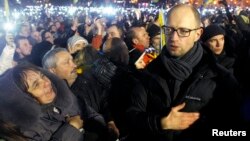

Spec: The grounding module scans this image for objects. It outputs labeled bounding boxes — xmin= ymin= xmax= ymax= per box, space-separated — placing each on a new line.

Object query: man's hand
xmin=161 ymin=103 xmax=200 ymax=130
xmin=94 ymin=18 xmax=104 ymax=35
xmin=135 ymin=52 xmax=147 ymax=69
xmin=107 ymin=121 xmax=120 ymax=138
xmin=134 ymin=9 xmax=141 ymax=20
xmin=67 ymin=115 xmax=84 ymax=129
xmin=71 ymin=17 xmax=79 ymax=31
xmin=5 ymin=32 xmax=15 ymax=48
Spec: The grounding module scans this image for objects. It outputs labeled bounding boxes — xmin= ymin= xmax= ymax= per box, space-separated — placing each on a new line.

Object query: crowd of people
xmin=0 ymin=1 xmax=250 ymax=141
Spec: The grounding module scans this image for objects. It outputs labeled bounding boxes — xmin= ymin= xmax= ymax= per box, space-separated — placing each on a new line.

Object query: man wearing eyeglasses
xmin=126 ymin=4 xmax=242 ymax=141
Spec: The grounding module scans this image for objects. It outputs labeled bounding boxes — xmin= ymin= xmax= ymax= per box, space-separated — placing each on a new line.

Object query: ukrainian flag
xmin=204 ymin=0 xmax=214 ymax=6
xmin=4 ymin=0 xmax=10 ymax=20
xmin=73 ymin=0 xmax=78 ymax=4
xmin=158 ymin=9 xmax=166 ymax=50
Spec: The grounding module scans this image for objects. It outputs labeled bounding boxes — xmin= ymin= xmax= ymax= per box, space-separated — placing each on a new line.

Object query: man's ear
xmin=195 ymin=28 xmax=203 ymax=42
xmin=16 ymin=48 xmax=21 ymax=53
xmin=132 ymin=38 xmax=139 ymax=45
xmin=48 ymin=68 xmax=56 ymax=73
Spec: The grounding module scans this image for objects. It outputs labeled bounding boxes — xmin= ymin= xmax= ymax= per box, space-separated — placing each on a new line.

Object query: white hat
xmin=67 ymin=35 xmax=88 ymax=49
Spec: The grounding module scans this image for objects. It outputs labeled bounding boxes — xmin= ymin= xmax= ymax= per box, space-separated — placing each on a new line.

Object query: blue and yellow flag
xmin=158 ymin=9 xmax=166 ymax=50
xmin=204 ymin=0 xmax=214 ymax=6
xmin=4 ymin=0 xmax=10 ymax=20
xmin=152 ymin=0 xmax=160 ymax=2
xmin=73 ymin=0 xmax=78 ymax=4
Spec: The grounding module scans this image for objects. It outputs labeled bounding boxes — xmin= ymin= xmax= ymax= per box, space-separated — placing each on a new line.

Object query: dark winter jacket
xmin=107 ymin=65 xmax=140 ymax=138
xmin=126 ymin=42 xmax=241 ymax=141
xmin=214 ymin=51 xmax=235 ymax=73
xmin=71 ymin=57 xmax=119 ymax=141
xmin=71 ymin=57 xmax=116 ymax=122
xmin=0 ymin=67 xmax=84 ymax=141
xmin=202 ymin=43 xmax=236 ymax=74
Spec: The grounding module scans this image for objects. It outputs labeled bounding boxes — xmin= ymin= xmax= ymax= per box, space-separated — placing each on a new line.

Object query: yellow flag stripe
xmin=4 ymin=0 xmax=10 ymax=19
xmin=158 ymin=9 xmax=166 ymax=49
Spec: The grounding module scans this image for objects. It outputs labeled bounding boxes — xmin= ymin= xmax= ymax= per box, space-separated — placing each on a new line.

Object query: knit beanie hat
xmin=67 ymin=35 xmax=88 ymax=49
xmin=201 ymin=24 xmax=225 ymax=42
xmin=147 ymin=24 xmax=161 ymax=39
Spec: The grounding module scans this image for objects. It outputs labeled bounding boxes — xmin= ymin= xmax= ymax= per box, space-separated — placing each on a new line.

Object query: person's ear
xmin=132 ymin=38 xmax=139 ymax=45
xmin=16 ymin=48 xmax=21 ymax=53
xmin=48 ymin=68 xmax=56 ymax=73
xmin=194 ymin=28 xmax=203 ymax=42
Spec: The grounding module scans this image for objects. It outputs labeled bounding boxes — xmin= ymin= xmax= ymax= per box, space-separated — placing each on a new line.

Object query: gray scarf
xmin=160 ymin=42 xmax=203 ymax=100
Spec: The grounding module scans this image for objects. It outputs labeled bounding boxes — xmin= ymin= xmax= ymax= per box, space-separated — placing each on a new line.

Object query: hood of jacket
xmin=0 ymin=67 xmax=79 ymax=130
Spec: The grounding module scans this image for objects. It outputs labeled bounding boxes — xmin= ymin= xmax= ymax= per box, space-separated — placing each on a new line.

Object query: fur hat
xmin=67 ymin=35 xmax=88 ymax=49
xmin=147 ymin=24 xmax=161 ymax=39
xmin=201 ymin=24 xmax=225 ymax=42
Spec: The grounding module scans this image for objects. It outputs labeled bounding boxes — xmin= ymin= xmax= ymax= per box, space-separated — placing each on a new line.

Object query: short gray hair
xmin=42 ymin=48 xmax=68 ymax=69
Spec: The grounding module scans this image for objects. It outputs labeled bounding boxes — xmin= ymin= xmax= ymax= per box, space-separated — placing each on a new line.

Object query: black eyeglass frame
xmin=162 ymin=26 xmax=201 ymax=37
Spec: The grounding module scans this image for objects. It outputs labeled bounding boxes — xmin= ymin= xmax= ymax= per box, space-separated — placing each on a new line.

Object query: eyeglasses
xmin=162 ymin=26 xmax=201 ymax=37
